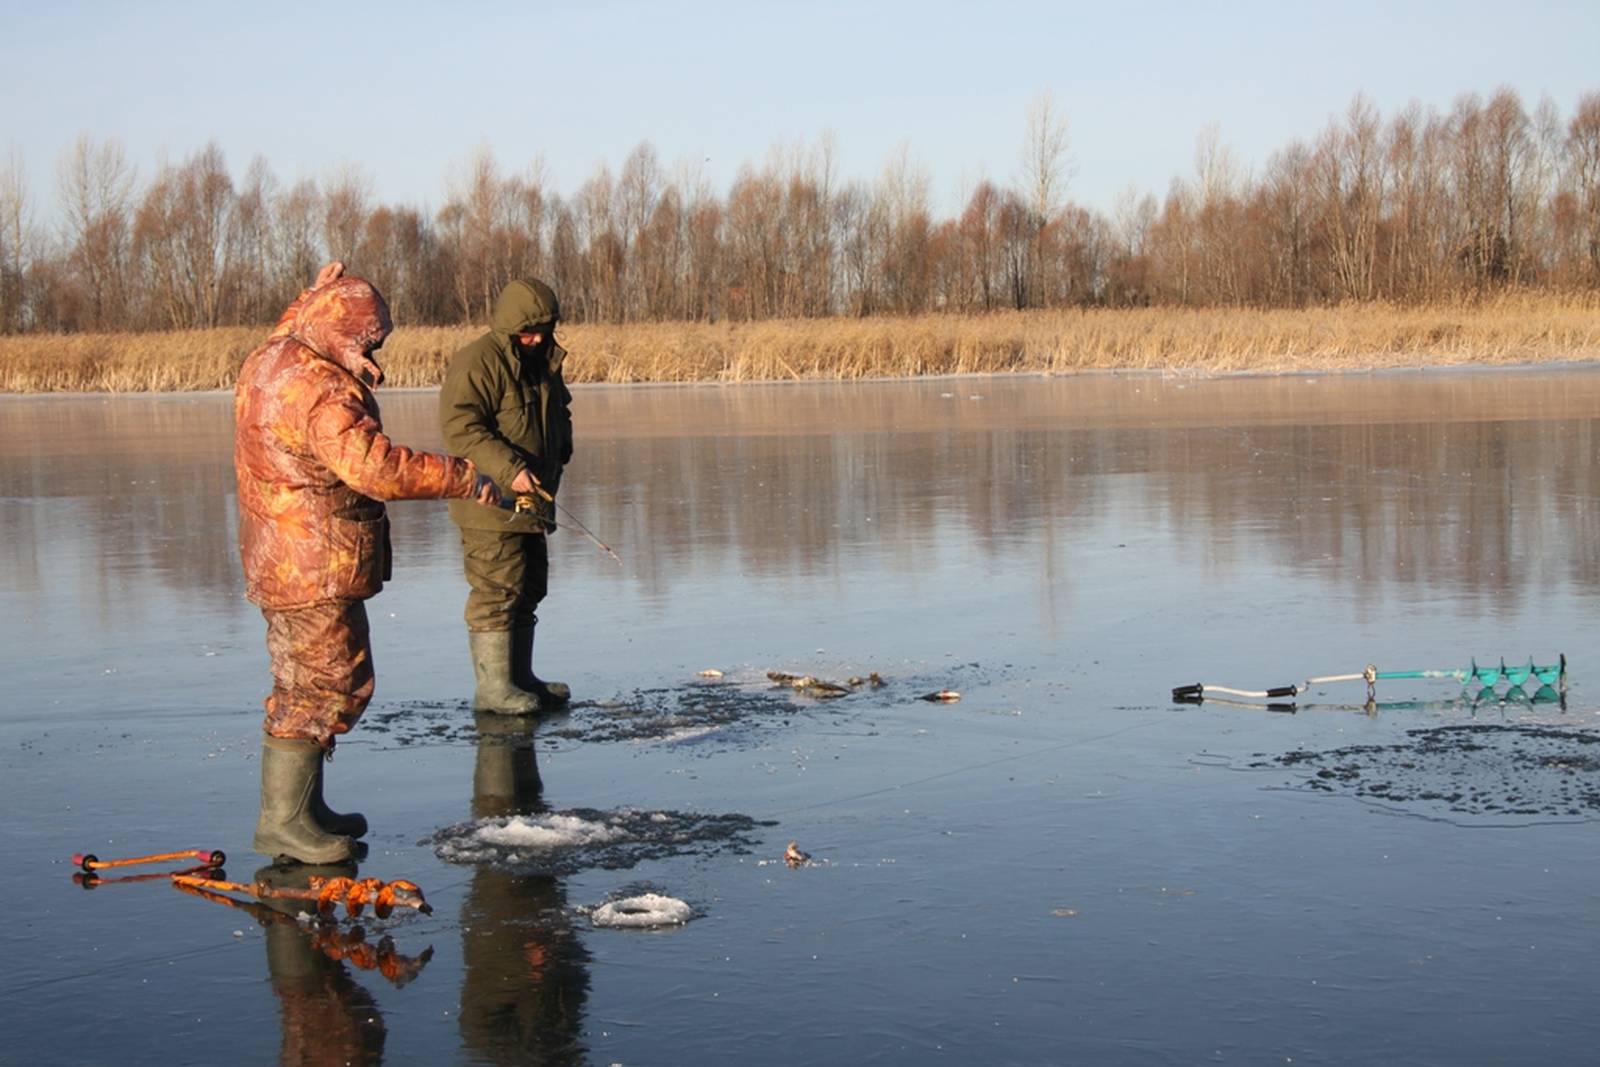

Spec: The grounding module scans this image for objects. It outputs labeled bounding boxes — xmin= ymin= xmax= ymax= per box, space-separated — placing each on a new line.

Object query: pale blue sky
xmin=3 ymin=0 xmax=1597 ymax=219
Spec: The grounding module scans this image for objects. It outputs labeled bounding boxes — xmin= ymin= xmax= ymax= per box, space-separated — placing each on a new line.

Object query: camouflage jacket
xmin=235 ymin=277 xmax=478 ymax=608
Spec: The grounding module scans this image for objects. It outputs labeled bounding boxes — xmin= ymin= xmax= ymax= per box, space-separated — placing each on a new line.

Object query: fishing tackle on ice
xmin=1173 ymin=654 xmax=1567 ymax=705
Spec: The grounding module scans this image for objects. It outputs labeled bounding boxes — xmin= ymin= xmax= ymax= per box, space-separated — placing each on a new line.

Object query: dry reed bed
xmin=2 ymin=295 xmax=1598 ymax=393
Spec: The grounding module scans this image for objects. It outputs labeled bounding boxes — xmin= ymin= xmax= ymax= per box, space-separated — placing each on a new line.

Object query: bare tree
xmin=1319 ymin=94 xmax=1385 ymax=301
xmin=616 ymin=142 xmax=662 ymax=320
xmin=0 ymin=148 xmax=33 ymax=331
xmin=322 ymin=164 xmax=371 ymax=266
xmin=1569 ymin=92 xmax=1600 ymax=283
xmin=1191 ymin=123 xmax=1246 ymax=303
xmin=878 ymin=144 xmax=933 ymax=312
xmin=57 ymin=134 xmax=135 ymax=329
xmin=273 ymin=179 xmax=324 ymax=304
xmin=134 ymin=143 xmax=237 ymax=328
xmin=1106 ymin=185 xmax=1157 ymax=304
xmin=1019 ymin=90 xmax=1071 ymax=224
xmin=1258 ymin=143 xmax=1314 ymax=305
xmin=1015 ymin=90 xmax=1072 ymax=306
xmin=231 ymin=156 xmax=277 ymax=324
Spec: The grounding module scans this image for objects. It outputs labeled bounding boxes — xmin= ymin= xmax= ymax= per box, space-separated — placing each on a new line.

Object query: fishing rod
xmin=501 ymin=485 xmax=623 ymax=567
xmin=1173 ymin=654 xmax=1566 ymax=705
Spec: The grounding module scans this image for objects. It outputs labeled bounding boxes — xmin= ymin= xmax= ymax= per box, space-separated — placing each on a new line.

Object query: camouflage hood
xmin=291 ymin=276 xmax=393 ymax=386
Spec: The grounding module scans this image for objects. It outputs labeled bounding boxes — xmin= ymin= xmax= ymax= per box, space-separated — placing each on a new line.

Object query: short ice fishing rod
xmin=1173 ymin=654 xmax=1566 ymax=704
xmin=500 ymin=484 xmax=622 ymax=566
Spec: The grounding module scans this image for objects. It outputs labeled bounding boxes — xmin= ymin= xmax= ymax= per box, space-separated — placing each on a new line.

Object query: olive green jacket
xmin=440 ymin=282 xmax=573 ymax=533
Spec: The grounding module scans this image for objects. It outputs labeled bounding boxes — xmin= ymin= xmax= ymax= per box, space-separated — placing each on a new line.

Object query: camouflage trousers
xmin=261 ymin=600 xmax=374 ymax=747
xmin=459 ymin=529 xmax=549 ymax=632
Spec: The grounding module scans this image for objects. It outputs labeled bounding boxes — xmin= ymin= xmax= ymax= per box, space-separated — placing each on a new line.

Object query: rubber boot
xmin=310 ymin=757 xmax=368 ymax=839
xmin=513 ymin=622 xmax=571 ymax=707
xmin=254 ymin=735 xmax=357 ymax=864
xmin=469 ymin=630 xmax=541 ymax=715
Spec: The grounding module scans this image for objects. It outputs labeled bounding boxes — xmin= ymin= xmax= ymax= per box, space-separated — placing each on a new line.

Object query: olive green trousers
xmin=459 ymin=528 xmax=549 ymax=632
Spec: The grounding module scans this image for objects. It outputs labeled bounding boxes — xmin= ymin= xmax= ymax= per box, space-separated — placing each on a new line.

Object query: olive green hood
xmin=490 ymin=279 xmax=560 ymax=336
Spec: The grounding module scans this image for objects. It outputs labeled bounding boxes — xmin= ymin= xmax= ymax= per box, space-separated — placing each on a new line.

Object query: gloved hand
xmin=473 ymin=474 xmax=501 ymax=507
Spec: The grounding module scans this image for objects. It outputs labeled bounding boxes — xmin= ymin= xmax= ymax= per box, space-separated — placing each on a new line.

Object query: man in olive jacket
xmin=440 ymin=279 xmax=574 ymax=713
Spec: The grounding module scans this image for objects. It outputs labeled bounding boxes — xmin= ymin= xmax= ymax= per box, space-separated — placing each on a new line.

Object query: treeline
xmin=1 ymin=87 xmax=1598 ymax=335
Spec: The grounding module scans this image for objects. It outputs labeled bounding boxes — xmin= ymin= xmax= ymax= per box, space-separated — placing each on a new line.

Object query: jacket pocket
xmin=327 ymin=514 xmax=387 ymax=601
xmin=495 ymin=395 xmax=530 ymax=442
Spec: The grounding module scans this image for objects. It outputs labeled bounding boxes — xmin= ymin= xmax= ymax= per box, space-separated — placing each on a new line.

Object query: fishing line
xmin=506 ymin=489 xmax=623 ymax=566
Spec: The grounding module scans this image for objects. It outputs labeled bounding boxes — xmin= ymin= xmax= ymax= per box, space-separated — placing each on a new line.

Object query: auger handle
xmin=73 ymin=848 xmax=225 ymax=872
xmin=1172 ymin=682 xmax=1300 ymax=701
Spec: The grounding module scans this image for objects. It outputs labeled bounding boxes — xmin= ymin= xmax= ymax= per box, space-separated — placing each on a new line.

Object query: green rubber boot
xmin=310 ymin=756 xmax=368 ymax=839
xmin=253 ymin=735 xmax=357 ymax=864
xmin=513 ymin=621 xmax=571 ymax=707
xmin=469 ymin=630 xmax=541 ymax=715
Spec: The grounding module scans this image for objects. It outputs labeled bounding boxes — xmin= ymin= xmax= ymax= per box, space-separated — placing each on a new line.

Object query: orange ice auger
xmin=169 ymin=873 xmax=433 ymax=919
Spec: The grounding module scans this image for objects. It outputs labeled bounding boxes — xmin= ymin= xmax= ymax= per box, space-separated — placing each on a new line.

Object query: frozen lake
xmin=2 ymin=371 xmax=1599 ymax=1065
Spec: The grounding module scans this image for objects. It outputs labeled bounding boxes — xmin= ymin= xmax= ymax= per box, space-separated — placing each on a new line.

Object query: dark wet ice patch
xmin=548 ymin=662 xmax=1006 ymax=748
xmin=363 ymin=700 xmax=479 ymax=745
xmin=1254 ymin=724 xmax=1600 ymax=819
xmin=365 ymin=663 xmax=1002 ymax=752
xmin=363 ymin=680 xmax=863 ymax=752
xmin=546 ymin=680 xmax=838 ymax=747
xmin=427 ymin=807 xmax=772 ymax=874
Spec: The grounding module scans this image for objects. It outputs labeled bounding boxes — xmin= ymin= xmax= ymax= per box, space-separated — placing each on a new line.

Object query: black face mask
xmin=514 ymin=332 xmax=553 ymax=357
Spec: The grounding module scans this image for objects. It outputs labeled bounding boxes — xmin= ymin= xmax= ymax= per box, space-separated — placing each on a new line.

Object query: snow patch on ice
xmin=476 ymin=814 xmax=623 ymax=849
xmin=434 ymin=813 xmax=622 ymax=863
xmin=429 ymin=807 xmax=771 ymax=873
xmin=590 ymin=893 xmax=694 ymax=929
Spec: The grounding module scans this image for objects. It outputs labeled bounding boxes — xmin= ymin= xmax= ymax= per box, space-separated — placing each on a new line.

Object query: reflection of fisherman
xmin=440 ymin=280 xmax=574 ymax=715
xmin=235 ymin=263 xmax=501 ymax=864
xmin=250 ymin=862 xmax=424 ymax=1067
xmin=458 ymin=715 xmax=591 ymax=1063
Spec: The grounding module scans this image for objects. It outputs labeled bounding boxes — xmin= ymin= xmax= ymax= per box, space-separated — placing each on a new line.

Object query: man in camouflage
xmin=235 ymin=263 xmax=500 ymax=863
xmin=439 ymin=279 xmax=574 ymax=714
